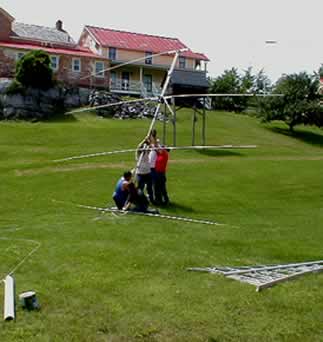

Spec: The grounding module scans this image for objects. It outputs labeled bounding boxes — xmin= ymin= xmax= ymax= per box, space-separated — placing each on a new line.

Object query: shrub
xmin=15 ymin=50 xmax=53 ymax=90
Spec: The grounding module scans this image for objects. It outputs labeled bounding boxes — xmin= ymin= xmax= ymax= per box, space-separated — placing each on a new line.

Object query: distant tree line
xmin=209 ymin=67 xmax=323 ymax=132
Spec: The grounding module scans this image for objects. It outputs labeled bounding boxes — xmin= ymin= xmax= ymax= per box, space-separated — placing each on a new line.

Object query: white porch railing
xmin=110 ymin=79 xmax=162 ymax=97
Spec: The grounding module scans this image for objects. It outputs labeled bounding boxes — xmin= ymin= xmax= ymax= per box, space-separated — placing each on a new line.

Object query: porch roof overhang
xmin=170 ymin=69 xmax=209 ymax=88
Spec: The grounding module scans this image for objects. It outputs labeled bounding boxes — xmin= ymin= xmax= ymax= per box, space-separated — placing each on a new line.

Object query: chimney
xmin=56 ymin=20 xmax=63 ymax=31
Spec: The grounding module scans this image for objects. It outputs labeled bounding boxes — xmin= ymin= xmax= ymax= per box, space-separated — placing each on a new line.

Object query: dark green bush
xmin=15 ymin=50 xmax=53 ymax=90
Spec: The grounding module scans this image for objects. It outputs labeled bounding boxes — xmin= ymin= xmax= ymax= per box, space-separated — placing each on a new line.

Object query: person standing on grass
xmin=112 ymin=171 xmax=132 ymax=210
xmin=136 ymin=140 xmax=154 ymax=203
xmin=148 ymin=139 xmax=159 ymax=204
xmin=155 ymin=145 xmax=169 ymax=205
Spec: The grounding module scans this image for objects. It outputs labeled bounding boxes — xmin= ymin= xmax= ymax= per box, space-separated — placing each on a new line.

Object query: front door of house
xmin=122 ymin=72 xmax=130 ymax=90
xmin=144 ymin=74 xmax=152 ymax=93
xmin=110 ymin=71 xmax=117 ymax=89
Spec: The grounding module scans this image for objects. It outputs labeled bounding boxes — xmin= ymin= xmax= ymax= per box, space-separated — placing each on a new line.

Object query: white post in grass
xmin=4 ymin=275 xmax=15 ymax=321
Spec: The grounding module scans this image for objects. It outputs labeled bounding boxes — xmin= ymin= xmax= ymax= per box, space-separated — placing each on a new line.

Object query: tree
xmin=258 ymin=72 xmax=322 ymax=131
xmin=15 ymin=50 xmax=53 ymax=90
xmin=253 ymin=69 xmax=271 ymax=94
xmin=210 ymin=68 xmax=247 ymax=112
xmin=209 ymin=67 xmax=271 ymax=113
xmin=241 ymin=67 xmax=255 ymax=93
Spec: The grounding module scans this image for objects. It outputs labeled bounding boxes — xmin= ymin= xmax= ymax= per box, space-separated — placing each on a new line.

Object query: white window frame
xmin=179 ymin=56 xmax=186 ymax=69
xmin=16 ymin=51 xmax=25 ymax=61
xmin=50 ymin=55 xmax=60 ymax=71
xmin=108 ymin=47 xmax=117 ymax=60
xmin=72 ymin=58 xmax=81 ymax=72
xmin=145 ymin=51 xmax=153 ymax=65
xmin=95 ymin=61 xmax=105 ymax=78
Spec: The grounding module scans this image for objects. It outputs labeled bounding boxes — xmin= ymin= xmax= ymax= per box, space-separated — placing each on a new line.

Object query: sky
xmin=2 ymin=0 xmax=322 ymax=82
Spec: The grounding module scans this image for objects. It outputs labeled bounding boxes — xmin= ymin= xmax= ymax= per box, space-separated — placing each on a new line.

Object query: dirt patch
xmin=14 ymin=155 xmax=323 ymax=177
xmin=15 ymin=162 xmax=129 ymax=176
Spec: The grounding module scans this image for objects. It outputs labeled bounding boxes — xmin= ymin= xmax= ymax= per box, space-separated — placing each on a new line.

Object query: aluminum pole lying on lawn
xmin=4 ymin=275 xmax=15 ymax=321
xmin=77 ymin=203 xmax=223 ymax=226
xmin=51 ymin=199 xmax=223 ymax=226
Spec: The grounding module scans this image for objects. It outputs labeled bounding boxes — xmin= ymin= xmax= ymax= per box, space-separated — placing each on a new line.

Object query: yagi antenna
xmin=66 ymin=93 xmax=284 ymax=115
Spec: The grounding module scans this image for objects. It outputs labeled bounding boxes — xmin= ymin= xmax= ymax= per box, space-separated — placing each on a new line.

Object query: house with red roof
xmin=79 ymin=25 xmax=209 ymax=96
xmin=0 ymin=7 xmax=109 ymax=88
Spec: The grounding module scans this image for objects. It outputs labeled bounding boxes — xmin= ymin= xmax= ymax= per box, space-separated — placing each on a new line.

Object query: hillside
xmin=1 ymin=110 xmax=323 ymax=341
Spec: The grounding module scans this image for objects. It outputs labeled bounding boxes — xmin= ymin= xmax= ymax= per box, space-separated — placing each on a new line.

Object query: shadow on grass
xmin=195 ymin=149 xmax=242 ymax=157
xmin=45 ymin=112 xmax=78 ymax=123
xmin=268 ymin=127 xmax=323 ymax=148
xmin=162 ymin=201 xmax=195 ymax=214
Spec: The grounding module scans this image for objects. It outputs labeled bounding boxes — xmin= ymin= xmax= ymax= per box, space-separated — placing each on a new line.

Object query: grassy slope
xmin=0 ymin=110 xmax=323 ymax=341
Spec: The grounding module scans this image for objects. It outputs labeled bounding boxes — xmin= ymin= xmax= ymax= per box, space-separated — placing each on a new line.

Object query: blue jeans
xmin=155 ymin=172 xmax=169 ymax=204
xmin=137 ymin=173 xmax=153 ymax=202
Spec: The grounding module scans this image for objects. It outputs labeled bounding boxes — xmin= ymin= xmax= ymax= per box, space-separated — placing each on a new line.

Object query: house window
xmin=109 ymin=47 xmax=117 ymax=60
xmin=50 ymin=56 xmax=59 ymax=71
xmin=72 ymin=58 xmax=81 ymax=72
xmin=145 ymin=51 xmax=153 ymax=65
xmin=95 ymin=61 xmax=105 ymax=78
xmin=16 ymin=52 xmax=25 ymax=61
xmin=179 ymin=56 xmax=186 ymax=69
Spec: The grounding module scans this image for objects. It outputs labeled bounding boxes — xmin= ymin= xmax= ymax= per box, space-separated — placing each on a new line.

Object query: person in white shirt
xmin=137 ymin=141 xmax=154 ymax=203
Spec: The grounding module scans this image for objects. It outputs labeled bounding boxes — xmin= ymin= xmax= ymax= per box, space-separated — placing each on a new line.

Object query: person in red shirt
xmin=155 ymin=146 xmax=169 ymax=205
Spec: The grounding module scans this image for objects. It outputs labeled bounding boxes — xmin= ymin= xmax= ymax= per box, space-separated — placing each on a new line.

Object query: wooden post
xmin=192 ymin=107 xmax=197 ymax=146
xmin=163 ymin=102 xmax=167 ymax=145
xmin=202 ymin=98 xmax=206 ymax=146
xmin=172 ymin=98 xmax=176 ymax=147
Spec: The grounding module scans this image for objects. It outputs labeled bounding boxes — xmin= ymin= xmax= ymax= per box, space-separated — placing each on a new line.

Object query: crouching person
xmin=112 ymin=171 xmax=132 ymax=210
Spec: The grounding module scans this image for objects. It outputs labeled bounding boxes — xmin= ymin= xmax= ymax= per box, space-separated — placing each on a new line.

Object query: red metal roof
xmin=0 ymin=41 xmax=102 ymax=59
xmin=86 ymin=26 xmax=209 ymax=61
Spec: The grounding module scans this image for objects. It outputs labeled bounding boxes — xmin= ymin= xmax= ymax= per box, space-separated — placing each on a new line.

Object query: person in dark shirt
xmin=123 ymin=182 xmax=159 ymax=214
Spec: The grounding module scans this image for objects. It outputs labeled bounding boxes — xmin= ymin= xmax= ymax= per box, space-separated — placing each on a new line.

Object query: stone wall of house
xmin=0 ymin=79 xmax=91 ymax=120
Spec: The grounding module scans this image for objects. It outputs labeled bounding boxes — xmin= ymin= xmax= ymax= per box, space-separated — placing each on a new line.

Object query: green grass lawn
xmin=1 ymin=109 xmax=323 ymax=341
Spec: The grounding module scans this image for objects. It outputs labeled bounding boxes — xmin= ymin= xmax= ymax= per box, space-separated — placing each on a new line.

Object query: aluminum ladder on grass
xmin=188 ymin=260 xmax=323 ymax=291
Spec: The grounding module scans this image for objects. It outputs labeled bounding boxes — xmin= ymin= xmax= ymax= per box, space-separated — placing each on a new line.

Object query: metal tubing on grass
xmin=3 ymin=275 xmax=15 ymax=321
xmin=52 ymin=199 xmax=223 ymax=226
xmin=78 ymin=203 xmax=223 ymax=226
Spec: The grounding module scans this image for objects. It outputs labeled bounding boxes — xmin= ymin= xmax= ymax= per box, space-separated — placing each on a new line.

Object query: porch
xmin=109 ymin=65 xmax=164 ymax=97
xmin=110 ymin=78 xmax=162 ymax=97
